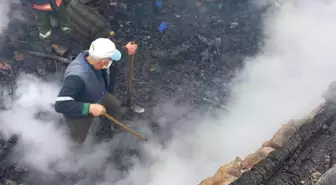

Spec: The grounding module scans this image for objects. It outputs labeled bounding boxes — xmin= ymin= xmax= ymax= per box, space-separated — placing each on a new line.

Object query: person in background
xmin=54 ymin=38 xmax=137 ymax=144
xmin=28 ymin=0 xmax=71 ymax=39
xmin=65 ymin=0 xmax=127 ymax=45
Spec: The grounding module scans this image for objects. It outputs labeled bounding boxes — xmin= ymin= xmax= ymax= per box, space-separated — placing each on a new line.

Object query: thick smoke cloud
xmin=1 ymin=0 xmax=336 ymax=185
xmin=0 ymin=75 xmax=70 ymax=172
xmin=0 ymin=1 xmax=12 ymax=33
xmin=0 ymin=0 xmax=21 ymax=34
xmin=122 ymin=1 xmax=336 ymax=184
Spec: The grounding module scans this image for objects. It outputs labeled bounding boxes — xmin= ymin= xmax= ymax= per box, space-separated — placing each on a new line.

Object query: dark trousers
xmin=34 ymin=3 xmax=69 ymax=34
xmin=65 ymin=92 xmax=121 ymax=144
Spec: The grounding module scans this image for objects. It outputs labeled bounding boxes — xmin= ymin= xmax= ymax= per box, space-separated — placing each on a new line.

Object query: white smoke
xmin=121 ymin=1 xmax=336 ymax=184
xmin=0 ymin=1 xmax=12 ymax=33
xmin=0 ymin=75 xmax=70 ymax=171
xmin=0 ymin=74 xmax=126 ymax=178
xmin=0 ymin=0 xmax=21 ymax=33
xmin=1 ymin=0 xmax=336 ymax=185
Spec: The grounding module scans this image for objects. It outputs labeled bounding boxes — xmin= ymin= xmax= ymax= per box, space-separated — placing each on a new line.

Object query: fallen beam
xmin=198 ymin=102 xmax=336 ymax=185
xmin=28 ymin=51 xmax=71 ymax=64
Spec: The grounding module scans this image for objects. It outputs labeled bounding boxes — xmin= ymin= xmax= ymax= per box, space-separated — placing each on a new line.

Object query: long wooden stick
xmin=127 ymin=54 xmax=135 ymax=107
xmin=103 ymin=113 xmax=147 ymax=141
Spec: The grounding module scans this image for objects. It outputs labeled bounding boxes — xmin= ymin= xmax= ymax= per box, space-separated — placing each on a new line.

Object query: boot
xmin=61 ymin=26 xmax=71 ymax=35
xmin=39 ymin=30 xmax=52 ymax=40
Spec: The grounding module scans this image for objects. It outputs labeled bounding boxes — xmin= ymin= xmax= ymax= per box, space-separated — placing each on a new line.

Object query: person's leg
xmin=34 ymin=9 xmax=52 ymax=39
xmin=100 ymin=92 xmax=122 ymax=121
xmin=65 ymin=116 xmax=93 ymax=144
xmin=95 ymin=92 xmax=122 ymax=141
xmin=53 ymin=3 xmax=71 ymax=34
xmin=108 ymin=64 xmax=119 ymax=95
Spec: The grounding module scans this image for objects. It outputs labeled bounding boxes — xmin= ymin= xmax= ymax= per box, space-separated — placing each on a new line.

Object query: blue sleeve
xmin=54 ymin=76 xmax=90 ymax=117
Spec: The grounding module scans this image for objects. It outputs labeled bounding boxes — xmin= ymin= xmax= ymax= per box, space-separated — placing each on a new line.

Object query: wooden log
xmin=28 ymin=51 xmax=71 ymax=64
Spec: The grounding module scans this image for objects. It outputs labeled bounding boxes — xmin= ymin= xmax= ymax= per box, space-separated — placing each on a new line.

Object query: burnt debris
xmin=0 ymin=0 xmax=265 ymax=184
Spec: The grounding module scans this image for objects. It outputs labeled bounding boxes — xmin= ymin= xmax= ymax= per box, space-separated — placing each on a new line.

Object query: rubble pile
xmin=114 ymin=0 xmax=265 ymax=127
xmin=0 ymin=0 xmax=264 ymax=109
xmin=0 ymin=0 xmax=266 ymax=184
xmin=0 ymin=0 xmax=265 ymax=130
xmin=11 ymin=1 xmax=336 ymax=185
xmin=0 ymin=0 xmax=336 ymax=185
xmin=3 ymin=1 xmax=336 ymax=185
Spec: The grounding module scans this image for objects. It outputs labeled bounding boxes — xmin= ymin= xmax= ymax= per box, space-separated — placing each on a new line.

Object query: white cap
xmin=88 ymin=38 xmax=122 ymax=61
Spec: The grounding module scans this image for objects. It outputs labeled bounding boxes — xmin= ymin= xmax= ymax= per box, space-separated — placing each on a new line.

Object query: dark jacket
xmin=54 ymin=51 xmax=111 ymax=118
xmin=65 ymin=0 xmax=112 ymax=45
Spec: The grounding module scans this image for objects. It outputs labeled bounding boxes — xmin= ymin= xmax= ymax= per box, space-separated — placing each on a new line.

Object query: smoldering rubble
xmin=0 ymin=0 xmax=264 ymax=184
xmin=6 ymin=1 xmax=336 ymax=185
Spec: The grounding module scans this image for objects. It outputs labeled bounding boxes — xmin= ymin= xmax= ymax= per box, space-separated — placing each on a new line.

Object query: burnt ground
xmin=0 ymin=1 xmax=264 ymax=136
xmin=2 ymin=1 xmax=336 ymax=185
xmin=0 ymin=0 xmax=316 ymax=184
